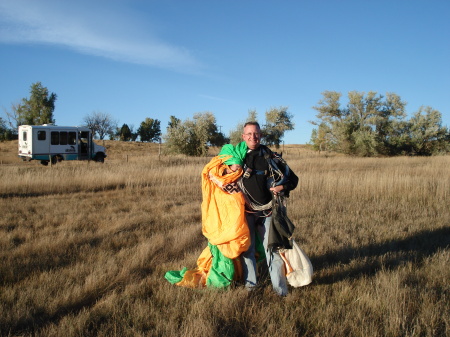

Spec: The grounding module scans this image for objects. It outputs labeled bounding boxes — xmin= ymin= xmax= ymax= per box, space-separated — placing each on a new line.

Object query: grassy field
xmin=0 ymin=140 xmax=449 ymax=337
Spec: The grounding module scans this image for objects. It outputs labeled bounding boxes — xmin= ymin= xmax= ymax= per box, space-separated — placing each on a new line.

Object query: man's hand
xmin=270 ymin=185 xmax=284 ymax=195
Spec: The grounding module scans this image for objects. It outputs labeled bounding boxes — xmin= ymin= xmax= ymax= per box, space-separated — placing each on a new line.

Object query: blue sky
xmin=1 ymin=0 xmax=449 ymax=144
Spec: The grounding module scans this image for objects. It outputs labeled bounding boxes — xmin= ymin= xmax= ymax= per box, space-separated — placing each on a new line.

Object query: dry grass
xmin=0 ymin=140 xmax=449 ymax=336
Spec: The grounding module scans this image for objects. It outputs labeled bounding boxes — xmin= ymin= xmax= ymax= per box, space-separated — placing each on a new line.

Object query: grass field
xmin=0 ymin=140 xmax=449 ymax=336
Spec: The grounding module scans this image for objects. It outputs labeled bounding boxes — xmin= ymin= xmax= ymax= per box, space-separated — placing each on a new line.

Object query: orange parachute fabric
xmin=201 ymin=155 xmax=250 ymax=259
xmin=165 ymin=155 xmax=249 ymax=288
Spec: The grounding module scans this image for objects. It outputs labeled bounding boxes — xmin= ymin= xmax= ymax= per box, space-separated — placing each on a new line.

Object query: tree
xmin=373 ymin=92 xmax=408 ymax=155
xmin=138 ymin=118 xmax=161 ymax=142
xmin=164 ymin=112 xmax=226 ymax=156
xmin=408 ymin=106 xmax=449 ymax=155
xmin=310 ymin=91 xmax=448 ymax=156
xmin=6 ymin=82 xmax=57 ymax=127
xmin=0 ymin=117 xmax=6 ymax=133
xmin=82 ymin=111 xmax=117 ymax=140
xmin=209 ymin=130 xmax=228 ymax=147
xmin=311 ymin=91 xmax=382 ymax=154
xmin=168 ymin=115 xmax=181 ymax=129
xmin=262 ymin=106 xmax=294 ymax=148
xmin=3 ymin=102 xmax=20 ymax=129
xmin=310 ymin=91 xmax=346 ymax=152
xmin=202 ymin=112 xmax=227 ymax=147
xmin=109 ymin=126 xmax=121 ymax=141
xmin=346 ymin=91 xmax=389 ymax=156
xmin=0 ymin=117 xmax=14 ymax=141
xmin=129 ymin=124 xmax=139 ymax=141
xmin=310 ymin=122 xmax=332 ymax=152
xmin=119 ymin=124 xmax=132 ymax=141
xmin=164 ymin=115 xmax=190 ymax=155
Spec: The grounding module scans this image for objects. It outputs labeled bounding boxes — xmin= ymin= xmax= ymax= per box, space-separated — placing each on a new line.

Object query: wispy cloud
xmin=0 ymin=0 xmax=201 ymax=72
xmin=198 ymin=94 xmax=235 ymax=103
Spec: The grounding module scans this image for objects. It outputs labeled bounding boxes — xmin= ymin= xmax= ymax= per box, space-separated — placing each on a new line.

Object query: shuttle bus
xmin=18 ymin=124 xmax=107 ymax=165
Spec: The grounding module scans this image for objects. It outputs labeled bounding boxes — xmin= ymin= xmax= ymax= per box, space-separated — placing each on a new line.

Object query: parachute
xmin=165 ymin=155 xmax=250 ymax=288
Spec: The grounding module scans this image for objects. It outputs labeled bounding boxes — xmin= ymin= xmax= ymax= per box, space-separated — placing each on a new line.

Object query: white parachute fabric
xmin=279 ymin=240 xmax=313 ymax=287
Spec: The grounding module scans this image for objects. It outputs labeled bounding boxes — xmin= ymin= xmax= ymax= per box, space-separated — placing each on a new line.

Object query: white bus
xmin=18 ymin=124 xmax=107 ymax=165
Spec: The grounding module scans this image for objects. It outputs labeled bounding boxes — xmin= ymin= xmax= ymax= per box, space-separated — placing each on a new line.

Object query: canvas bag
xmin=279 ymin=240 xmax=313 ymax=287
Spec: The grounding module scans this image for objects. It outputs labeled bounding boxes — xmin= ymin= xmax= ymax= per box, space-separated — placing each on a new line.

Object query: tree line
xmin=2 ymin=82 xmax=448 ymax=156
xmin=310 ymin=91 xmax=449 ymax=156
xmin=81 ymin=111 xmax=162 ymax=143
xmin=1 ymin=82 xmax=295 ymax=155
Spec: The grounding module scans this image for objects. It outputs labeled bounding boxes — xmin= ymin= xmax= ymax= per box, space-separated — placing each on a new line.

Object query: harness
xmin=239 ymin=146 xmax=293 ymax=213
xmin=243 ymin=167 xmax=268 ymax=179
xmin=242 ymin=146 xmax=291 ymax=187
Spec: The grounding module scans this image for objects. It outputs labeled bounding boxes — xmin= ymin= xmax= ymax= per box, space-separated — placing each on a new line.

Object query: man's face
xmin=242 ymin=124 xmax=261 ymax=150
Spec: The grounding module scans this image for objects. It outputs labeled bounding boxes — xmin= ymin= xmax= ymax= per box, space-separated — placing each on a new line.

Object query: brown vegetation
xmin=0 ymin=140 xmax=449 ymax=336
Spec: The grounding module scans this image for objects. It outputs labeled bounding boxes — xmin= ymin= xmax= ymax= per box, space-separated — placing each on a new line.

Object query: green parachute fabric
xmin=206 ymin=243 xmax=235 ymax=287
xmin=218 ymin=141 xmax=247 ymax=166
xmin=164 ymin=243 xmax=235 ymax=288
xmin=164 ymin=267 xmax=188 ymax=284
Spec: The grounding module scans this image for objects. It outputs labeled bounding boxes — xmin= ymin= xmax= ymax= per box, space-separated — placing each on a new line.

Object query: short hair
xmin=243 ymin=121 xmax=260 ymax=129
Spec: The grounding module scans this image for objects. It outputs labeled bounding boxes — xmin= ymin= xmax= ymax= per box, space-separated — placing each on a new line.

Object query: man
xmin=222 ymin=121 xmax=298 ymax=296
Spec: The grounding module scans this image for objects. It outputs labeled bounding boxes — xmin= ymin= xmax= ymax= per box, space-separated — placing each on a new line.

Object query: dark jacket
xmin=242 ymin=145 xmax=298 ymax=206
xmin=268 ymin=197 xmax=295 ymax=250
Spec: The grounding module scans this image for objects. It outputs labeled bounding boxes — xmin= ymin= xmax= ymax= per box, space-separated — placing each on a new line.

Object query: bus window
xmin=23 ymin=131 xmax=27 ymax=142
xmin=68 ymin=132 xmax=76 ymax=145
xmin=79 ymin=131 xmax=90 ymax=140
xmin=60 ymin=132 xmax=68 ymax=145
xmin=38 ymin=131 xmax=46 ymax=141
xmin=51 ymin=132 xmax=60 ymax=145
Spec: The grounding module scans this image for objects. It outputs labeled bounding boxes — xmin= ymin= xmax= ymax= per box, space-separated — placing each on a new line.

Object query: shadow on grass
xmin=2 ymin=267 xmax=153 ymax=337
xmin=311 ymin=226 xmax=450 ymax=285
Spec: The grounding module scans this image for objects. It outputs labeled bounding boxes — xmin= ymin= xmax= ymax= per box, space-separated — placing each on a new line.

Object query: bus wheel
xmin=94 ymin=153 xmax=105 ymax=163
xmin=51 ymin=155 xmax=63 ymax=164
xmin=40 ymin=160 xmax=49 ymax=166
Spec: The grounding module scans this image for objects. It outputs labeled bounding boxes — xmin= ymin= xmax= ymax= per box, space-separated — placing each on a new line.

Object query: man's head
xmin=242 ymin=121 xmax=261 ymax=150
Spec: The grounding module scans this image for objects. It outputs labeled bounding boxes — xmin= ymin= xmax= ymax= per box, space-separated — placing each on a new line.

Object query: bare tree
xmin=82 ymin=111 xmax=117 ymax=140
xmin=3 ymin=102 xmax=21 ymax=129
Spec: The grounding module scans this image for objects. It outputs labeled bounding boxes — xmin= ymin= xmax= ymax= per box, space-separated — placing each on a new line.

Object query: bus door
xmin=78 ymin=131 xmax=91 ymax=159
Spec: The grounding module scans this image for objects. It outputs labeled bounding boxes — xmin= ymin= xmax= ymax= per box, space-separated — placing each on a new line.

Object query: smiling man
xmin=219 ymin=121 xmax=299 ymax=296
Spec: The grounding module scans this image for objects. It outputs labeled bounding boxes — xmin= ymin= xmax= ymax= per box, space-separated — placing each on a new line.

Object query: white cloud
xmin=0 ymin=0 xmax=201 ymax=72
